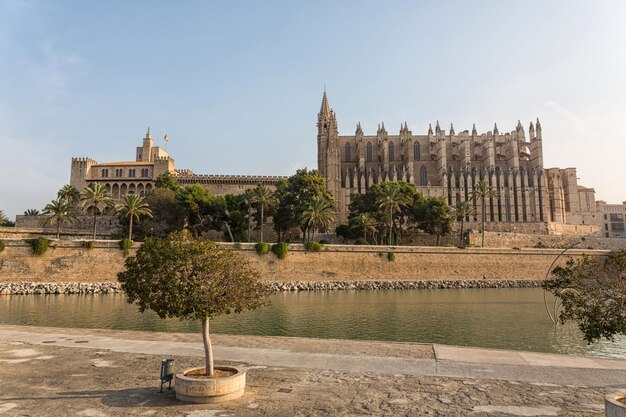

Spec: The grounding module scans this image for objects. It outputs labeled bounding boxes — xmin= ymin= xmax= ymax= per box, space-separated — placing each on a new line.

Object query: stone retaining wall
xmin=0 ymin=280 xmax=544 ymax=295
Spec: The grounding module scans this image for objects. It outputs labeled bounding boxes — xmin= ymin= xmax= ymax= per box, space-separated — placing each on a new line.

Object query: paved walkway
xmin=2 ymin=325 xmax=626 ymax=387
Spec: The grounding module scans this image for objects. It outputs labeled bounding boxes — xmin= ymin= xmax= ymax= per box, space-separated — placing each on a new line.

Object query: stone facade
xmin=316 ymin=91 xmax=601 ymax=233
xmin=597 ymin=201 xmax=626 ymax=238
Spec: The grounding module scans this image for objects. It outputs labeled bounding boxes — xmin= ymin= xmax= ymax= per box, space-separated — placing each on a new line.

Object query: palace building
xmin=55 ymin=91 xmax=603 ymax=236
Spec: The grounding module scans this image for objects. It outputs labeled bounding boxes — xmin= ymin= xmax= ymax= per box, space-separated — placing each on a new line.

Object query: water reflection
xmin=1 ymin=288 xmax=625 ymax=359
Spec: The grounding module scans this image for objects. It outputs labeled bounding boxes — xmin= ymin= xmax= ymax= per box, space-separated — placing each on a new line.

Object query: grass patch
xmin=304 ymin=241 xmax=323 ymax=252
xmin=387 ymin=252 xmax=396 ymax=262
xmin=82 ymin=240 xmax=95 ymax=250
xmin=255 ymin=242 xmax=270 ymax=255
xmin=0 ymin=240 xmax=5 ymax=252
xmin=271 ymin=242 xmax=288 ymax=259
xmin=28 ymin=237 xmax=50 ymax=256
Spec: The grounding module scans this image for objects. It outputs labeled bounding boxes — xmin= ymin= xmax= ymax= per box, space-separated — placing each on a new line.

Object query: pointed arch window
xmin=388 ymin=142 xmax=395 ymax=162
xmin=414 ymin=142 xmax=420 ymax=161
xmin=345 ymin=142 xmax=351 ymax=162
xmin=366 ymin=142 xmax=373 ymax=162
xmin=420 ymin=166 xmax=428 ymax=186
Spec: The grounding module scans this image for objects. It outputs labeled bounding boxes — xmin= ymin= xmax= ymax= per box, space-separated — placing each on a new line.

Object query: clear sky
xmin=1 ymin=0 xmax=625 ymax=219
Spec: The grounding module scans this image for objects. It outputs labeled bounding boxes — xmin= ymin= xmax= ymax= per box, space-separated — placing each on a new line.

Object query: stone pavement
xmin=0 ymin=325 xmax=625 ymax=416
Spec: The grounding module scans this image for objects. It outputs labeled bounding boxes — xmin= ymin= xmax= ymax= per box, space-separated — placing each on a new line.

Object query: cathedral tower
xmin=317 ymin=90 xmax=341 ymax=208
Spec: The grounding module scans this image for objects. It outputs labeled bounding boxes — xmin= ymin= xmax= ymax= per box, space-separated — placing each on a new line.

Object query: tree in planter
xmin=118 ymin=232 xmax=272 ymax=376
xmin=543 ymin=251 xmax=626 ymax=343
xmin=80 ymin=183 xmax=115 ymax=240
xmin=41 ymin=199 xmax=78 ymax=239
xmin=115 ymin=193 xmax=153 ymax=241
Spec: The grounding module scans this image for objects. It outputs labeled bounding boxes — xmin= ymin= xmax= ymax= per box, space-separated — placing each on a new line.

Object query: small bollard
xmin=159 ymin=358 xmax=175 ymax=393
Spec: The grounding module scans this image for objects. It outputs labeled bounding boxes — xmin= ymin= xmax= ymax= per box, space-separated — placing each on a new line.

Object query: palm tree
xmin=24 ymin=209 xmax=40 ymax=216
xmin=453 ymin=201 xmax=475 ymax=247
xmin=376 ymin=184 xmax=410 ymax=245
xmin=41 ymin=199 xmax=78 ymax=239
xmin=80 ymin=183 xmax=114 ymax=241
xmin=115 ymin=194 xmax=153 ymax=240
xmin=470 ymin=179 xmax=498 ymax=247
xmin=248 ymin=184 xmax=276 ymax=242
xmin=353 ymin=213 xmax=377 ymax=243
xmin=57 ymin=184 xmax=81 ymax=206
xmin=300 ymin=195 xmax=335 ymax=242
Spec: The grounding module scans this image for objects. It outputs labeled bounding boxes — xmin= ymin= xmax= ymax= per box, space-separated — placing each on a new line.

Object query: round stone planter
xmin=175 ymin=366 xmax=245 ymax=404
xmin=606 ymin=392 xmax=626 ymax=417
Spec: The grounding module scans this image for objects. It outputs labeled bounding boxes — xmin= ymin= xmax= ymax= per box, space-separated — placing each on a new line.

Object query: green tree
xmin=155 ymin=172 xmax=180 ymax=192
xmin=300 ymin=195 xmax=335 ymax=242
xmin=414 ymin=197 xmax=453 ymax=246
xmin=115 ymin=194 xmax=153 ymax=240
xmin=0 ymin=210 xmax=15 ymax=227
xmin=349 ymin=213 xmax=377 ymax=243
xmin=453 ymin=201 xmax=475 ymax=247
xmin=79 ymin=183 xmax=115 ymax=240
xmin=376 ymin=182 xmax=412 ymax=245
xmin=470 ymin=179 xmax=498 ymax=247
xmin=273 ymin=169 xmax=334 ymax=242
xmin=57 ymin=184 xmax=81 ymax=206
xmin=23 ymin=209 xmax=40 ymax=216
xmin=118 ymin=232 xmax=273 ymax=376
xmin=544 ymin=252 xmax=626 ymax=343
xmin=175 ymin=184 xmax=214 ymax=234
xmin=41 ymin=199 xmax=78 ymax=239
xmin=248 ymin=184 xmax=276 ymax=242
xmin=130 ymin=188 xmax=185 ymax=240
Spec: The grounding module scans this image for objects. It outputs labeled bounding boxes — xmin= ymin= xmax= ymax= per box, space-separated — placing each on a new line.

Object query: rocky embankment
xmin=0 ymin=280 xmax=543 ymax=295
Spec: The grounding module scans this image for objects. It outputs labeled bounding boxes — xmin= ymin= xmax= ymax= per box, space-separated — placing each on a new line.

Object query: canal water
xmin=2 ymin=288 xmax=625 ymax=359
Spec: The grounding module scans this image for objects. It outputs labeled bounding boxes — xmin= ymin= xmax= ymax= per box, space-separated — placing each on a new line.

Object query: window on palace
xmin=101 ymin=169 xmax=108 ymax=178
xmin=389 ymin=142 xmax=394 ymax=162
xmin=366 ymin=142 xmax=373 ymax=162
xmin=414 ymin=142 xmax=420 ymax=161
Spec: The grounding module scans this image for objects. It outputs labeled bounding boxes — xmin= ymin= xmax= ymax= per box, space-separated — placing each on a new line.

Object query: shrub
xmin=387 ymin=252 xmax=396 ymax=262
xmin=255 ymin=242 xmax=270 ymax=255
xmin=304 ymin=241 xmax=323 ymax=252
xmin=233 ymin=242 xmax=242 ymax=250
xmin=0 ymin=240 xmax=5 ymax=252
xmin=354 ymin=238 xmax=368 ymax=245
xmin=82 ymin=241 xmax=95 ymax=250
xmin=271 ymin=242 xmax=288 ymax=259
xmin=119 ymin=238 xmax=132 ymax=256
xmin=28 ymin=237 xmax=50 ymax=256
xmin=318 ymin=239 xmax=330 ymax=245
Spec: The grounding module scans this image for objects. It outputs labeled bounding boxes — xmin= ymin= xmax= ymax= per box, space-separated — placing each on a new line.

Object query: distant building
xmin=597 ymin=201 xmax=626 ymax=238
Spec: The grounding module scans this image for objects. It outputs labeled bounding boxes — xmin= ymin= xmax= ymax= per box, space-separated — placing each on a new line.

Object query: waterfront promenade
xmin=1 ymin=325 xmax=624 ymax=416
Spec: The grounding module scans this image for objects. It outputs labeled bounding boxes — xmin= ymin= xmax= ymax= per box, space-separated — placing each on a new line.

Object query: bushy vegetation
xmin=304 ymin=241 xmax=323 ymax=252
xmin=271 ymin=242 xmax=289 ymax=259
xmin=119 ymin=238 xmax=132 ymax=256
xmin=0 ymin=240 xmax=5 ymax=252
xmin=354 ymin=238 xmax=368 ymax=245
xmin=255 ymin=242 xmax=270 ymax=255
xmin=387 ymin=251 xmax=396 ymax=262
xmin=82 ymin=240 xmax=95 ymax=250
xmin=28 ymin=237 xmax=50 ymax=256
xmin=318 ymin=239 xmax=330 ymax=245
xmin=544 ymin=252 xmax=626 ymax=343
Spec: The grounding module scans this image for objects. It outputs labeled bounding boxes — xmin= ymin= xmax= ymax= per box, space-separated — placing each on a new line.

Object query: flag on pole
xmin=164 ymin=134 xmax=169 ymax=142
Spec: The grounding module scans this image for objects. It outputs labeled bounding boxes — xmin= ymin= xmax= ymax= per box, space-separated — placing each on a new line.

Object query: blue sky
xmin=1 ymin=0 xmax=625 ymax=218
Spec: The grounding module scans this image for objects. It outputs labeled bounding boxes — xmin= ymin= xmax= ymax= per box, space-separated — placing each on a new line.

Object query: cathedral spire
xmin=516 ymin=120 xmax=523 ymax=131
xmin=428 ymin=123 xmax=433 ymax=135
xmin=319 ymin=90 xmax=331 ymax=119
xmin=449 ymin=123 xmax=455 ymax=136
xmin=493 ymin=123 xmax=499 ymax=135
xmin=356 ymin=122 xmax=363 ymax=135
xmin=435 ymin=120 xmax=441 ymax=134
xmin=146 ymin=127 xmax=151 ymax=139
xmin=472 ymin=123 xmax=477 ymax=136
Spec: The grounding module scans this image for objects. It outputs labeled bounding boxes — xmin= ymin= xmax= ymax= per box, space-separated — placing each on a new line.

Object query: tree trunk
xmin=56 ymin=218 xmax=61 ymax=240
xmin=128 ymin=216 xmax=134 ymax=241
xmin=459 ymin=218 xmax=465 ymax=246
xmin=436 ymin=234 xmax=440 ymax=246
xmin=260 ymin=205 xmax=264 ymax=242
xmin=224 ymin=221 xmax=234 ymax=242
xmin=201 ymin=317 xmax=214 ymax=376
xmin=247 ymin=206 xmax=252 ymax=242
xmin=389 ymin=209 xmax=393 ymax=246
xmin=481 ymin=198 xmax=486 ymax=247
xmin=92 ymin=209 xmax=97 ymax=241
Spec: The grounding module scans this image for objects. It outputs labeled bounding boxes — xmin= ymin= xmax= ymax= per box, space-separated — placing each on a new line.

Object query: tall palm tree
xmin=41 ymin=199 xmax=78 ymax=239
xmin=470 ymin=179 xmax=498 ymax=247
xmin=248 ymin=184 xmax=276 ymax=242
xmin=353 ymin=213 xmax=377 ymax=243
xmin=300 ymin=195 xmax=335 ymax=242
xmin=80 ymin=183 xmax=114 ymax=241
xmin=115 ymin=194 xmax=153 ymax=240
xmin=376 ymin=184 xmax=410 ymax=245
xmin=57 ymin=184 xmax=81 ymax=206
xmin=24 ymin=209 xmax=40 ymax=216
xmin=453 ymin=201 xmax=475 ymax=247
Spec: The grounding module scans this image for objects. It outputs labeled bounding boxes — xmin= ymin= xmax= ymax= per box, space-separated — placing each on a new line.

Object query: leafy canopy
xmin=544 ymin=251 xmax=626 ymax=343
xmin=118 ymin=232 xmax=272 ymax=321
